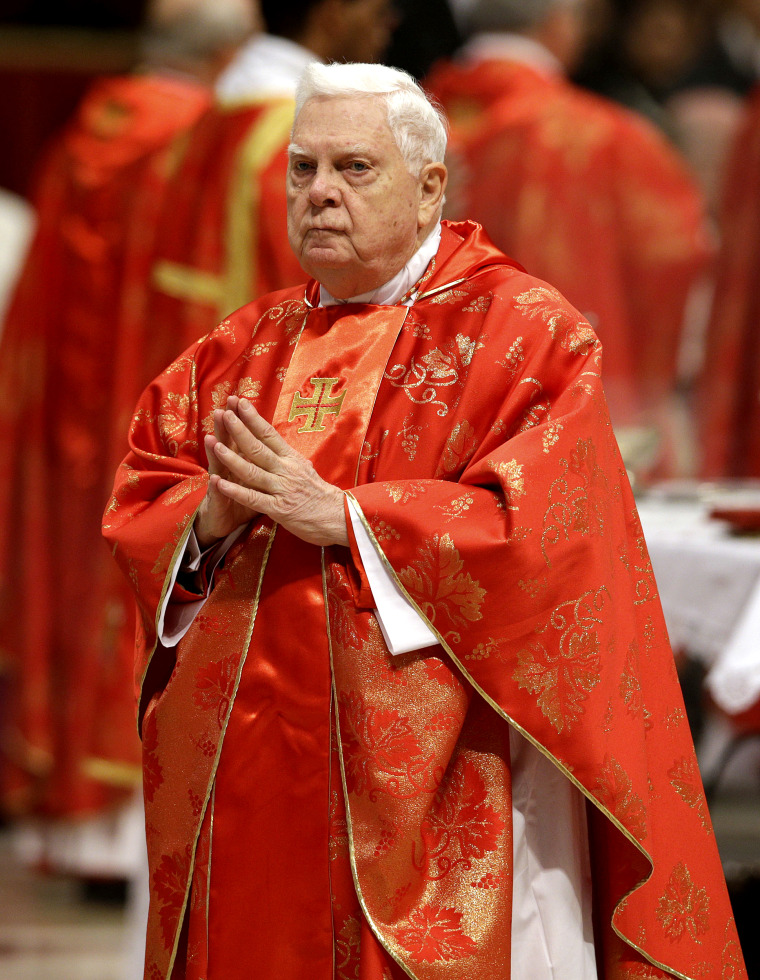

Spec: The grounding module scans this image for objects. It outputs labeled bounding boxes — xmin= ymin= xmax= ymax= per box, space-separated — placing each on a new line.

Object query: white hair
xmin=294 ymin=62 xmax=448 ymax=177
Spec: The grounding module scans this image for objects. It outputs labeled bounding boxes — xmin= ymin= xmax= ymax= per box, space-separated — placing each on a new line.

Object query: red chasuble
xmin=0 ymin=73 xmax=210 ymax=818
xmin=104 ymin=222 xmax=744 ymax=980
xmin=137 ymin=95 xmax=306 ymax=391
xmin=698 ymin=84 xmax=760 ymax=477
xmin=425 ymin=58 xmax=712 ymax=478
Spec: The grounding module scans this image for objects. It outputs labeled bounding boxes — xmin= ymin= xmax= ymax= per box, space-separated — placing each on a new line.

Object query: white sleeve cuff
xmin=346 ymin=497 xmax=439 ymax=656
xmin=157 ymin=524 xmax=247 ymax=647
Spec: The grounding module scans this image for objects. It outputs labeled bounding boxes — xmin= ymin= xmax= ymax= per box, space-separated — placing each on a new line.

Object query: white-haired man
xmin=104 ymin=62 xmax=745 ymax=980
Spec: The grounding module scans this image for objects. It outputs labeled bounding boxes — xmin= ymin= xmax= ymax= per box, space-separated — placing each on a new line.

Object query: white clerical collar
xmin=319 ymin=222 xmax=442 ymax=308
xmin=215 ymin=34 xmax=320 ymax=102
xmin=459 ymin=32 xmax=563 ymax=78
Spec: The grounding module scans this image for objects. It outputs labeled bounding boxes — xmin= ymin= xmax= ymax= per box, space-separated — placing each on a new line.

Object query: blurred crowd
xmin=1 ymin=0 xmax=760 ymax=928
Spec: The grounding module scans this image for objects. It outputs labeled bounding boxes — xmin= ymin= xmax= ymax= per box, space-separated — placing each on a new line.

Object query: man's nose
xmin=309 ymin=166 xmax=341 ymax=207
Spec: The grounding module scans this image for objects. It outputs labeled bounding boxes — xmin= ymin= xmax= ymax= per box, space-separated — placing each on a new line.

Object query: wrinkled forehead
xmin=290 ymin=93 xmax=395 ymax=151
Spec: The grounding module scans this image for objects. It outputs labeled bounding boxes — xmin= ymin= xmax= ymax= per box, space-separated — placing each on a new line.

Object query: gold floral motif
xmin=594 ymin=756 xmax=648 ymax=841
xmin=403 ymin=309 xmax=431 ymax=339
xmin=514 ymin=286 xmax=598 ymax=355
xmin=398 ymin=533 xmax=486 ymax=644
xmin=488 ymin=459 xmax=525 ymax=510
xmin=399 ymin=415 xmax=423 ymax=461
xmin=275 ymin=367 xmax=287 ymax=382
xmin=518 ymin=400 xmax=552 ymax=433
xmin=542 ymin=421 xmax=564 ymax=453
xmin=512 ymin=590 xmax=606 ymax=733
xmin=656 ymin=862 xmax=710 ymax=942
xmin=162 ymin=475 xmax=207 ymax=507
xmin=370 ymin=518 xmax=400 ymax=542
xmin=463 ymin=295 xmax=491 ymax=313
xmin=436 ymin=420 xmax=479 ymax=477
xmin=158 ymin=392 xmax=191 ymax=452
xmin=517 ymin=577 xmax=548 ymax=600
xmin=619 ymin=641 xmax=653 ymax=729
xmin=385 ymin=334 xmax=483 ymax=417
xmin=163 ymin=355 xmax=194 ymax=375
xmin=253 ymin=300 xmax=307 ymax=346
xmin=668 ymin=756 xmax=712 ymax=834
xmin=541 ymin=438 xmax=608 ymax=564
xmin=498 ymin=336 xmax=525 ymax=374
xmin=438 ymin=493 xmax=474 ymax=522
xmin=721 ymin=919 xmax=744 ymax=980
xmin=360 ymin=429 xmax=389 ymax=463
xmin=151 ymin=520 xmax=189 ymax=577
xmin=384 ymin=481 xmax=428 ymax=504
xmin=335 ymin=915 xmax=361 ymax=980
xmin=431 ymin=287 xmax=469 ymax=305
xmin=464 ymin=637 xmax=500 ymax=661
xmin=242 ymin=340 xmax=278 ymax=359
xmin=663 ymin=706 xmax=686 ymax=731
xmin=202 ymin=377 xmax=262 ymax=433
xmin=132 ymin=406 xmax=157 ymax=429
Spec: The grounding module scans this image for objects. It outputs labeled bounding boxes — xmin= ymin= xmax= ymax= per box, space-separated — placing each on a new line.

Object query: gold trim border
xmin=164 ymin=523 xmax=278 ymax=979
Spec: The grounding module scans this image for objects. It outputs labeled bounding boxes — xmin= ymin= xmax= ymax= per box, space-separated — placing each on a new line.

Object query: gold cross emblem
xmin=288 ymin=378 xmax=346 ymax=433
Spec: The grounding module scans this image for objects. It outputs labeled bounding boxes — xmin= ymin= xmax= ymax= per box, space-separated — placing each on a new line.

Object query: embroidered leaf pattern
xmin=384 ymin=481 xmax=428 ymax=504
xmin=436 ymin=420 xmax=478 ymax=477
xmin=656 ymin=862 xmax=710 ymax=942
xmin=153 ymin=848 xmax=191 ymax=949
xmin=396 ymin=905 xmax=477 ymax=962
xmin=335 ymin=914 xmax=361 ymax=980
xmin=158 ymin=392 xmax=190 ymax=447
xmin=668 ymin=756 xmax=712 ymax=834
xmin=416 ymin=756 xmax=507 ymax=879
xmin=514 ymin=286 xmax=598 ymax=355
xmin=594 ymin=757 xmax=648 ymax=841
xmin=193 ymin=654 xmax=237 ymax=728
xmin=489 ymin=459 xmax=525 ymax=509
xmin=398 ymin=533 xmax=485 ymax=638
xmin=142 ymin=708 xmax=163 ymax=804
xmin=513 ymin=627 xmax=601 ymax=733
xmin=339 ymin=691 xmax=431 ymax=798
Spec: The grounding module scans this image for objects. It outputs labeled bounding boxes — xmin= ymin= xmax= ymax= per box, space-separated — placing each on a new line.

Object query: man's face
xmin=287 ymin=95 xmax=424 ymax=298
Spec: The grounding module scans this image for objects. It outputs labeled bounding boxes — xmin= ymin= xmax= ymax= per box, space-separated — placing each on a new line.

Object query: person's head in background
xmin=451 ymin=0 xmax=592 ymax=73
xmin=260 ymin=0 xmax=397 ymax=64
xmin=141 ymin=0 xmax=260 ymax=83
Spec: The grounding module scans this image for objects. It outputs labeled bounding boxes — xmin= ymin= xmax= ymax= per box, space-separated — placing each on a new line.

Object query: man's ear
xmin=417 ymin=162 xmax=448 ymax=228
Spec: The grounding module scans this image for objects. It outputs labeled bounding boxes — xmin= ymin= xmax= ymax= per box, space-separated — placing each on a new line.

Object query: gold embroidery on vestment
xmin=288 ymin=377 xmax=346 ymax=432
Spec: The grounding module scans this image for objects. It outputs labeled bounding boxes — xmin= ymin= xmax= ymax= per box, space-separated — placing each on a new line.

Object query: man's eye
xmin=348 ymin=161 xmax=369 ymax=172
xmin=293 ymin=161 xmax=314 ymax=173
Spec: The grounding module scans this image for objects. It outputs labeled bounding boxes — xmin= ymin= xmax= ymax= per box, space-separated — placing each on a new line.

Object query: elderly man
xmin=104 ymin=63 xmax=744 ymax=980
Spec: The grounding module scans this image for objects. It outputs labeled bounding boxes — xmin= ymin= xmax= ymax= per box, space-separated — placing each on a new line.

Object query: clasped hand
xmin=194 ymin=396 xmax=348 ymax=549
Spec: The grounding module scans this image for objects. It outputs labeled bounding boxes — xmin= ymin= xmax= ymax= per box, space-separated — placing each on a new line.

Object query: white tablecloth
xmin=637 ymin=487 xmax=760 ymax=714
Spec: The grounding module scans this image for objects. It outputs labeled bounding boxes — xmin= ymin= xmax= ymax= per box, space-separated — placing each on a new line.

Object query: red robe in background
xmin=104 ymin=222 xmax=743 ymax=980
xmin=125 ymin=95 xmax=304 ymax=436
xmin=698 ymin=85 xmax=760 ymax=477
xmin=426 ymin=56 xmax=712 ymax=478
xmin=0 ymin=73 xmax=210 ymax=819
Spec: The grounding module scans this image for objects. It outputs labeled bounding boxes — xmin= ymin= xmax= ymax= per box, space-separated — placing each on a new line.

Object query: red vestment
xmin=0 ymin=73 xmax=210 ymax=818
xmin=104 ymin=222 xmax=744 ymax=979
xmin=135 ymin=95 xmax=305 ymax=399
xmin=697 ymin=85 xmax=760 ymax=477
xmin=426 ymin=57 xmax=712 ymax=477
